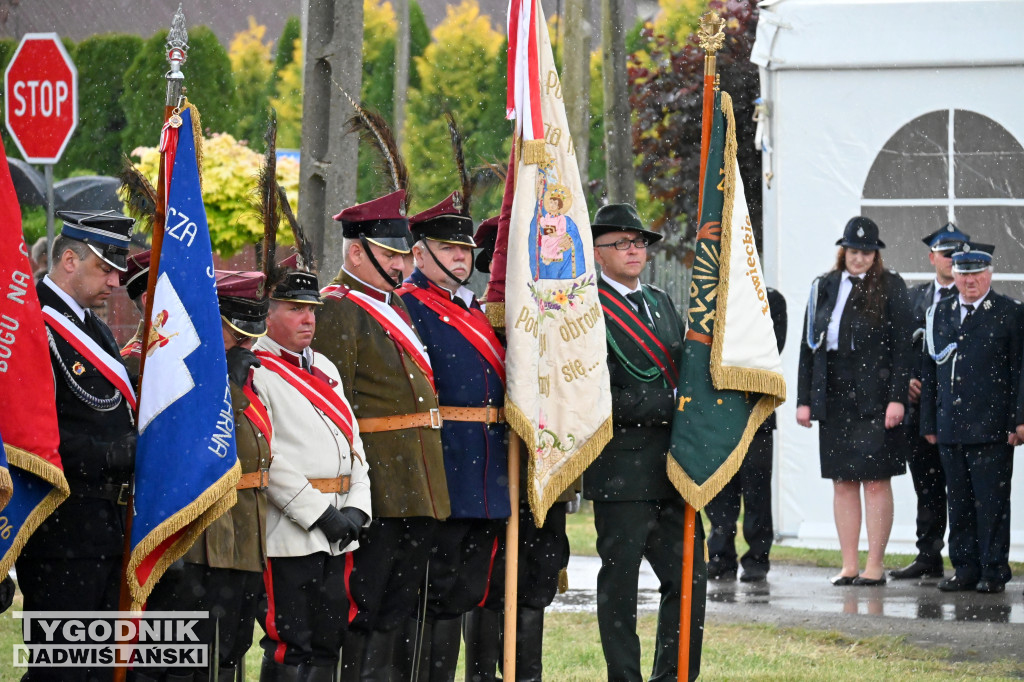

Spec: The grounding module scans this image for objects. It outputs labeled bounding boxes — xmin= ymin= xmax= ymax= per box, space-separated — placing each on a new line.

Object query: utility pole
xmin=601 ymin=0 xmax=635 ymax=204
xmin=563 ymin=0 xmax=591 ymax=184
xmin=300 ymin=0 xmax=364 ymax=278
xmin=393 ymin=0 xmax=410 ymax=145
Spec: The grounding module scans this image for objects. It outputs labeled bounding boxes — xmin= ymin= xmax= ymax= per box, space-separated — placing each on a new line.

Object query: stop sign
xmin=4 ymin=33 xmax=78 ymax=164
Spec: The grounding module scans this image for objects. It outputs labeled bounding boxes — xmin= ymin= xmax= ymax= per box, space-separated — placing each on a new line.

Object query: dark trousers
xmin=705 ymin=426 xmax=774 ymax=574
xmin=16 ymin=555 xmax=122 ymax=682
xmin=347 ymin=516 xmax=438 ymax=633
xmin=515 ymin=501 xmax=569 ymax=610
xmin=425 ymin=518 xmax=504 ymax=620
xmin=906 ymin=432 xmax=947 ymax=562
xmin=260 ymin=552 xmax=351 ymax=666
xmin=145 ymin=562 xmax=264 ymax=672
xmin=594 ymin=498 xmax=706 ymax=682
xmin=938 ymin=442 xmax=1013 ymax=583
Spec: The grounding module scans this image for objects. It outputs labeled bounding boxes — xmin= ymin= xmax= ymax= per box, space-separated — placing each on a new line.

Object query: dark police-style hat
xmin=215 ymin=270 xmax=269 ymax=338
xmin=836 ymin=216 xmax=885 ymax=250
xmin=409 ymin=192 xmax=476 ymax=247
xmin=922 ymin=222 xmax=970 ymax=252
xmin=591 ymin=203 xmax=663 ymax=244
xmin=333 ymin=189 xmax=411 ymax=254
xmin=271 ymin=270 xmax=323 ymax=305
xmin=120 ymin=250 xmax=151 ymax=300
xmin=951 ymin=241 xmax=994 ymax=274
xmin=57 ymin=209 xmax=135 ymax=271
xmin=473 ymin=216 xmax=499 ymax=274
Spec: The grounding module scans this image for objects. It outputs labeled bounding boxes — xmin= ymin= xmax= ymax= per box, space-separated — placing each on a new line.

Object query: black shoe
xmin=739 ymin=567 xmax=768 ymax=583
xmin=937 ymin=575 xmax=978 ymax=592
xmin=707 ymin=564 xmax=737 ymax=580
xmin=852 ymin=575 xmax=887 ymax=586
xmin=976 ymin=579 xmax=1006 ymax=594
xmin=830 ymin=574 xmax=857 ymax=586
xmin=889 ymin=560 xmax=944 ymax=580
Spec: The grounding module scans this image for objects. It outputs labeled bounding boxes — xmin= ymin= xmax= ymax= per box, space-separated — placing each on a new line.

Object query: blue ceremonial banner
xmin=128 ymin=104 xmax=240 ymax=606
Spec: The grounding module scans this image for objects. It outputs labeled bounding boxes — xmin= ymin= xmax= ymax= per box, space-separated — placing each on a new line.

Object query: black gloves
xmin=226 ymin=346 xmax=261 ymax=387
xmin=105 ymin=432 xmax=137 ymax=473
xmin=313 ymin=506 xmax=368 ymax=546
xmin=0 ymin=575 xmax=14 ymax=614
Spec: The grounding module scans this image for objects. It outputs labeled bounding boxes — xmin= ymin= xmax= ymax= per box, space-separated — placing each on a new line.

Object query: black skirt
xmin=818 ymin=355 xmax=907 ymax=481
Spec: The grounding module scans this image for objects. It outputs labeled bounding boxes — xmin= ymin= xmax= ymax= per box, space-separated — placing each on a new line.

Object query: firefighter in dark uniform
xmin=920 ymin=242 xmax=1023 ymax=594
xmin=137 ymin=271 xmax=273 ymax=682
xmin=890 ymin=223 xmax=968 ymax=580
xmin=395 ymin=194 xmax=510 ymax=680
xmin=312 ymin=190 xmax=451 ymax=679
xmin=118 ymin=249 xmax=151 ymax=380
xmin=584 ymin=204 xmax=705 ymax=682
xmin=18 ymin=210 xmax=138 ymax=682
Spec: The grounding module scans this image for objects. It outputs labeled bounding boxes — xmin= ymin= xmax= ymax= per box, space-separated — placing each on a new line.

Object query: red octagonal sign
xmin=4 ymin=33 xmax=78 ymax=164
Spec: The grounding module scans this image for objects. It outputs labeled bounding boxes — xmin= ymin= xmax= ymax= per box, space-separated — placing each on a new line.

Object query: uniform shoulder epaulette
xmin=645 ymin=283 xmax=666 ymax=295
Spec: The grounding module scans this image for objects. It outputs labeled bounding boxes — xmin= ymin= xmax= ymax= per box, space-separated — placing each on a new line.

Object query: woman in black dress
xmin=797 ymin=217 xmax=911 ymax=586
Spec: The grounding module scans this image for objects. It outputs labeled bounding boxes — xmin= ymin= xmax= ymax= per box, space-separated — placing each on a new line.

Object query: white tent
xmin=751 ymin=0 xmax=1024 ymax=559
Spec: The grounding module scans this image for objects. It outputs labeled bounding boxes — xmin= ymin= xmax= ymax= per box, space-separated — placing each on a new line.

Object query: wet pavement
xmin=553 ymin=556 xmax=1024 ymax=662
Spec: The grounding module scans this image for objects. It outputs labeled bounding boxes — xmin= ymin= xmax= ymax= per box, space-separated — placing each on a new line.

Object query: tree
xmin=269 ymin=15 xmax=301 ymax=98
xmin=229 ymin=17 xmax=274 ymax=150
xmin=270 ymin=38 xmax=303 ymax=150
xmin=120 ymin=26 xmax=237 ymax=152
xmin=630 ymin=0 xmax=760 ymax=263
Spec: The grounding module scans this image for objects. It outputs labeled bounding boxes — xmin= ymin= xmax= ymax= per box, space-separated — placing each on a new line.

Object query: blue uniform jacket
xmin=920 ymin=289 xmax=1024 ymax=444
xmin=399 ymin=270 xmax=511 ymax=519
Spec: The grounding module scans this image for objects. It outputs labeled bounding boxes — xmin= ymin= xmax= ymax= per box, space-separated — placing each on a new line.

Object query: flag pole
xmin=678 ymin=12 xmax=725 ymax=680
xmin=502 ymin=433 xmax=521 ymax=680
xmin=113 ymin=7 xmax=188 ymax=679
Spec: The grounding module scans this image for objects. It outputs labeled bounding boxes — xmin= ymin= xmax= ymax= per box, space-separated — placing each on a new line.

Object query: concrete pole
xmin=601 ymin=0 xmax=635 ymax=204
xmin=393 ymin=0 xmax=410 ymax=146
xmin=563 ymin=0 xmax=591 ymax=185
xmin=300 ymin=0 xmax=364 ymax=279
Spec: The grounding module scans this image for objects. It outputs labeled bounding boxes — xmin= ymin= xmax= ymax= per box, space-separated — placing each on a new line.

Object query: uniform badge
xmin=72 ymin=361 xmax=86 ymax=375
xmin=983 ymin=299 xmax=993 ymax=310
xmin=856 ymin=226 xmax=865 ymax=237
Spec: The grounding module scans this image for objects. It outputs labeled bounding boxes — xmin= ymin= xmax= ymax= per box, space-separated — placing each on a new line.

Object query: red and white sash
xmin=397 ymin=282 xmax=506 ymax=385
xmin=242 ymin=384 xmax=273 ymax=445
xmin=321 ymin=284 xmax=435 ymax=388
xmin=254 ymin=351 xmax=355 ymax=448
xmin=42 ymin=306 xmax=138 ymax=410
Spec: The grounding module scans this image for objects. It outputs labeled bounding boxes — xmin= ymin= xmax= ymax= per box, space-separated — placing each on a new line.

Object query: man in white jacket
xmin=252 ymin=270 xmax=372 ymax=682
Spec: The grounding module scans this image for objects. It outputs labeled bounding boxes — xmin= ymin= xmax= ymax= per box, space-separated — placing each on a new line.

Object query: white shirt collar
xmin=934 ymin=279 xmax=953 ymax=292
xmin=842 ymin=271 xmax=864 ymax=283
xmin=42 ymin=274 xmax=87 ymax=322
xmin=600 ymin=271 xmax=642 ymax=298
xmin=958 ymin=289 xmax=990 ymax=309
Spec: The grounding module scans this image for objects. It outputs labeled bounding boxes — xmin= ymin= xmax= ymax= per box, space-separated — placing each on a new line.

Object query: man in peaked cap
xmin=253 ymin=265 xmax=372 ymax=680
xmin=313 ymin=189 xmax=451 ymax=679
xmin=394 ymin=193 xmax=510 ymax=680
xmin=139 ymin=271 xmax=273 ymax=682
xmin=118 ymin=249 xmax=152 ymax=380
xmin=17 ymin=210 xmax=138 ymax=682
xmin=584 ymin=203 xmax=706 ymax=682
xmin=921 ymin=242 xmax=1024 ymax=594
xmin=891 ymin=223 xmax=969 ymax=581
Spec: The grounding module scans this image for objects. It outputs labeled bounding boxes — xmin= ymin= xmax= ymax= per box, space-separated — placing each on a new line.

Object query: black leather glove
xmin=313 ymin=506 xmax=361 ymax=546
xmin=105 ymin=432 xmax=137 ymax=472
xmin=226 ymin=346 xmax=261 ymax=387
xmin=0 ymin=575 xmax=14 ymax=614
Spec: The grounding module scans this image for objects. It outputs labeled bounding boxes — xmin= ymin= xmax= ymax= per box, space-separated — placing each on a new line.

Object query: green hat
xmin=590 ymin=204 xmax=663 ymax=244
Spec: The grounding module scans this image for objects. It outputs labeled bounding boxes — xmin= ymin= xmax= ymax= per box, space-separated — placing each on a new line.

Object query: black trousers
xmin=347 ymin=516 xmax=438 ymax=633
xmin=594 ymin=498 xmax=706 ymax=682
xmin=515 ymin=501 xmax=568 ymax=610
xmin=16 ymin=555 xmax=123 ymax=682
xmin=144 ymin=562 xmax=264 ymax=672
xmin=938 ymin=442 xmax=1013 ymax=583
xmin=906 ymin=431 xmax=947 ymax=562
xmin=260 ymin=552 xmax=351 ymax=666
xmin=705 ymin=426 xmax=774 ymax=574
xmin=425 ymin=518 xmax=504 ymax=620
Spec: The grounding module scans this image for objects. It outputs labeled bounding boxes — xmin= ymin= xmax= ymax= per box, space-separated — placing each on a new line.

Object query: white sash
xmin=322 ymin=286 xmax=432 ymax=370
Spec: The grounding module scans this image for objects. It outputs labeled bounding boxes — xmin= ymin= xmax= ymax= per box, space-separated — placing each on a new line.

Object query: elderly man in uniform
xmin=18 ymin=210 xmax=138 ymax=682
xmin=253 ymin=269 xmax=372 ymax=681
xmin=139 ymin=270 xmax=273 ymax=682
xmin=396 ymin=195 xmax=510 ymax=680
xmin=313 ymin=190 xmax=450 ymax=679
xmin=585 ymin=204 xmax=705 ymax=682
xmin=890 ymin=223 xmax=968 ymax=580
xmin=921 ymin=242 xmax=1023 ymax=594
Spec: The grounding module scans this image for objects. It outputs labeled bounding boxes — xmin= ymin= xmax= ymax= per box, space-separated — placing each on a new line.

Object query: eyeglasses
xmin=595 ymin=237 xmax=649 ymax=250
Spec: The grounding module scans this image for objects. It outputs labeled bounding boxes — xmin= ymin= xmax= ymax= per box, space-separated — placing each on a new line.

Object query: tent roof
xmin=752 ymin=0 xmax=1024 ymax=70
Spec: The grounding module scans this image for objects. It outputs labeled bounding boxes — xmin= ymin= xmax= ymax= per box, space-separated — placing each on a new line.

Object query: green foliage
xmin=269 ymin=15 xmax=301 ymax=95
xmin=230 ymin=18 xmax=274 ymax=151
xmin=21 ymin=206 xmax=48 ymax=245
xmin=0 ymin=38 xmax=18 ymax=155
xmin=57 ymin=33 xmax=143 ymax=177
xmin=120 ymin=26 xmax=237 ymax=153
xmin=269 ymin=39 xmax=303 ymax=150
xmin=408 ymin=1 xmax=431 ymax=90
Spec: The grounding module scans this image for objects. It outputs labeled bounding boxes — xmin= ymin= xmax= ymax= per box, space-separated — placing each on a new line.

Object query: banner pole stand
xmin=502 ymin=433 xmax=521 ymax=680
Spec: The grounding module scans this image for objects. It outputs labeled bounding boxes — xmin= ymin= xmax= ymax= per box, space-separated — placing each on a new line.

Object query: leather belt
xmin=236 ymin=468 xmax=270 ymax=490
xmin=308 ymin=475 xmax=351 ymax=494
xmin=68 ymin=479 xmax=131 ymax=505
xmin=357 ymin=406 xmax=504 ymax=433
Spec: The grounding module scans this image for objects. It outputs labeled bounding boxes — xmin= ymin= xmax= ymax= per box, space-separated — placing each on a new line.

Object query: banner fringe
xmin=486 ymin=302 xmax=506 ymax=330
xmin=521 ymin=140 xmax=547 ymax=166
xmin=667 ymin=394 xmax=780 ymax=509
xmin=127 ymin=461 xmax=241 ymax=607
xmin=1 ymin=445 xmax=71 ymax=576
xmin=0 ymin=466 xmax=11 ymax=511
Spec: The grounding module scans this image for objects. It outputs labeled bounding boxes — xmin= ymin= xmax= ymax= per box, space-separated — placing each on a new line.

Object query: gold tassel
xmin=485 ymin=302 xmax=506 ymax=330
xmin=178 ymin=99 xmax=205 ymax=193
xmin=0 ymin=466 xmax=12 ymax=511
xmin=558 ymin=568 xmax=569 ymax=594
xmin=521 ymin=139 xmax=548 ymax=166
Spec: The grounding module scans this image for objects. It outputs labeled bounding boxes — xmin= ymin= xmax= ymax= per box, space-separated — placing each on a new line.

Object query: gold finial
xmin=697 ymin=11 xmax=726 ymax=55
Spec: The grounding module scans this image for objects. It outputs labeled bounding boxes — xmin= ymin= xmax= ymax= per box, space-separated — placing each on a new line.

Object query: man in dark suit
xmin=705 ymin=287 xmax=786 ymax=582
xmin=18 ymin=210 xmax=138 ymax=682
xmin=584 ymin=204 xmax=705 ymax=682
xmin=920 ymin=242 xmax=1023 ymax=594
xmin=891 ymin=223 xmax=968 ymax=580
